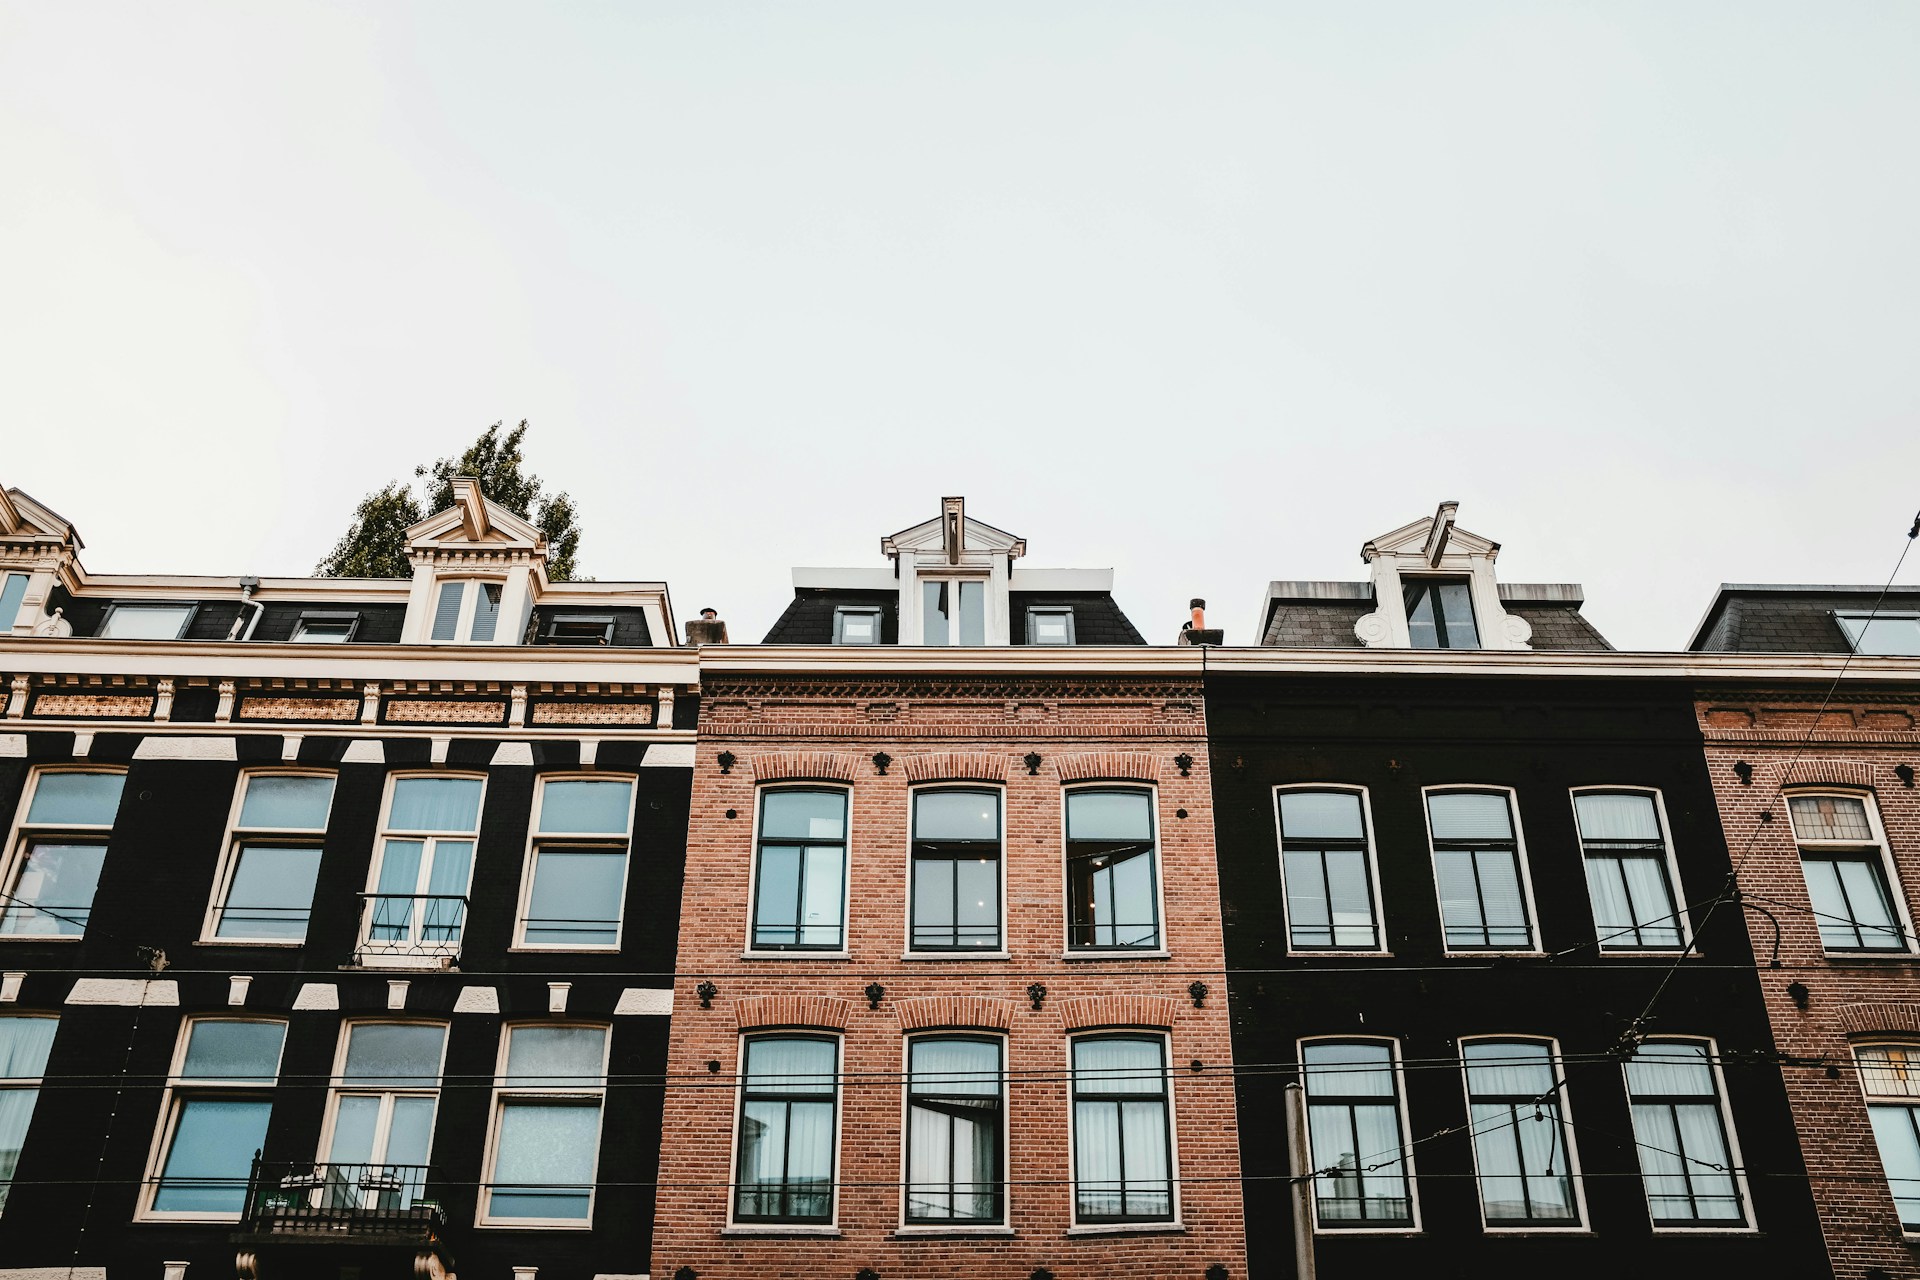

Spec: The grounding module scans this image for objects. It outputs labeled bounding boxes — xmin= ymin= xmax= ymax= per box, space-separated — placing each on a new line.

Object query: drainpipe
xmin=227 ymin=577 xmax=264 ymax=641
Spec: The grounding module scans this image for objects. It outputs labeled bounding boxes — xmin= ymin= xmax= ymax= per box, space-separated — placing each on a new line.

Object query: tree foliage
xmin=315 ymin=420 xmax=584 ymax=580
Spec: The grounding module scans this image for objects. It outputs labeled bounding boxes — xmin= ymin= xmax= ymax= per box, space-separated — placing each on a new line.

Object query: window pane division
xmin=1 ymin=771 xmax=123 ymax=937
xmin=1302 ymin=1042 xmax=1413 ymax=1227
xmin=1463 ymin=1042 xmax=1579 ymax=1224
xmin=906 ymin=1038 xmax=1003 ymax=1222
xmin=1622 ymin=1042 xmax=1745 ymax=1225
xmin=911 ymin=790 xmax=1001 ymax=951
xmin=735 ymin=1037 xmax=838 ymax=1223
xmin=1278 ymin=791 xmax=1379 ymax=949
xmin=1574 ymin=792 xmax=1683 ymax=950
xmin=1072 ymin=1037 xmax=1172 ymax=1222
xmin=1428 ymin=792 xmax=1533 ymax=950
xmin=523 ymin=778 xmax=634 ymax=948
xmin=1859 ymin=1046 xmax=1920 ymax=1229
xmin=323 ymin=1023 xmax=446 ymax=1211
xmin=1067 ymin=790 xmax=1161 ymax=950
xmin=485 ymin=1026 xmax=607 ymax=1222
xmin=214 ymin=774 xmax=333 ymax=942
xmin=1789 ymin=795 xmax=1907 ymax=951
xmin=1404 ymin=579 xmax=1479 ymax=649
xmin=923 ymin=580 xmax=984 ymax=646
xmin=366 ymin=778 xmax=482 ymax=955
xmin=151 ymin=1020 xmax=286 ymax=1216
xmin=752 ymin=791 xmax=848 ymax=950
xmin=0 ymin=1016 xmax=56 ymax=1212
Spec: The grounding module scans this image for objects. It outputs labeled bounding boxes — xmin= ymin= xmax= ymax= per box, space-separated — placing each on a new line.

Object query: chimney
xmin=685 ymin=607 xmax=729 ymax=646
xmin=1178 ymin=597 xmax=1224 ymax=646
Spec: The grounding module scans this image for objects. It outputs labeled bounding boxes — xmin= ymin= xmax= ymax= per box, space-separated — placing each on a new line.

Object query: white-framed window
xmin=1402 ymin=577 xmax=1479 ymax=649
xmin=1573 ymin=789 xmax=1688 ymax=952
xmin=749 ymin=788 xmax=849 ymax=952
xmin=204 ymin=771 xmax=334 ymax=943
xmin=1025 ymin=606 xmax=1075 ymax=646
xmin=541 ymin=614 xmax=615 ymax=646
xmin=0 ymin=1014 xmax=56 ymax=1212
xmin=1787 ymin=792 xmax=1911 ymax=953
xmin=318 ymin=1021 xmax=447 ymax=1210
xmin=517 ymin=776 xmax=636 ymax=949
xmin=1276 ymin=787 xmax=1384 ymax=951
xmin=0 ymin=768 xmax=125 ymax=938
xmin=292 ymin=611 xmax=360 ymax=643
xmin=733 ymin=1033 xmax=840 ymax=1224
xmin=921 ymin=578 xmax=985 ymax=646
xmin=141 ymin=1017 xmax=287 ymax=1220
xmin=1621 ymin=1038 xmax=1750 ymax=1228
xmin=1424 ymin=788 xmax=1539 ymax=953
xmin=1856 ymin=1043 xmax=1920 ymax=1232
xmin=1460 ymin=1038 xmax=1583 ymax=1228
xmin=0 ymin=574 xmax=28 ymax=632
xmin=480 ymin=1024 xmax=609 ymax=1226
xmin=903 ymin=1033 xmax=1005 ymax=1224
xmin=833 ymin=606 xmax=882 ymax=645
xmin=362 ymin=774 xmax=484 ymax=958
xmin=909 ymin=788 xmax=1003 ymax=952
xmin=1070 ymin=1033 xmax=1175 ymax=1224
xmin=1837 ymin=613 xmax=1920 ymax=656
xmin=1065 ymin=786 xmax=1162 ymax=951
xmin=428 ymin=578 xmax=505 ymax=643
xmin=96 ymin=602 xmax=196 ymax=639
xmin=1300 ymin=1038 xmax=1416 ymax=1230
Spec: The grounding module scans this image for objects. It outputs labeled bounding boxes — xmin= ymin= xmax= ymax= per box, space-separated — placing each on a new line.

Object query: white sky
xmin=4 ymin=3 xmax=1917 ymax=649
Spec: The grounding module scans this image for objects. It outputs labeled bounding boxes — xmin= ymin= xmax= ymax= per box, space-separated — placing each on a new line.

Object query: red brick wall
xmin=651 ymin=675 xmax=1246 ymax=1280
xmin=1699 ymin=689 xmax=1920 ymax=1278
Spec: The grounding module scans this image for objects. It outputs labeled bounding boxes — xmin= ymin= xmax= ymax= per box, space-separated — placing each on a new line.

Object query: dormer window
xmin=923 ymin=580 xmax=985 ymax=646
xmin=96 ymin=603 xmax=196 ymax=640
xmin=291 ymin=612 xmax=360 ymax=643
xmin=833 ymin=607 xmax=881 ymax=645
xmin=1837 ymin=613 xmax=1920 ymax=656
xmin=543 ymin=615 xmax=615 ymax=646
xmin=1026 ymin=606 xmax=1075 ymax=646
xmin=429 ymin=580 xmax=503 ymax=643
xmin=1404 ymin=578 xmax=1479 ymax=650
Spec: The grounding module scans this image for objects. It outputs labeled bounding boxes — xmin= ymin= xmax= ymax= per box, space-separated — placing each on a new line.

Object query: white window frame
xmin=359 ymin=772 xmax=487 ymax=963
xmin=0 ymin=1012 xmax=58 ymax=1211
xmin=1622 ymin=1035 xmax=1756 ymax=1234
xmin=1273 ymin=785 xmax=1389 ymax=956
xmin=1569 ymin=787 xmax=1693 ymax=956
xmin=477 ymin=1021 xmax=611 ymax=1229
xmin=903 ymin=784 xmax=1008 ymax=959
xmin=513 ymin=774 xmax=638 ymax=952
xmin=0 ymin=573 xmax=30 ymax=633
xmin=1421 ymin=785 xmax=1545 ymax=957
xmin=1060 ymin=782 xmax=1170 ymax=957
xmin=138 ymin=1016 xmax=287 ymax=1222
xmin=895 ymin=1030 xmax=1012 ymax=1233
xmin=917 ymin=572 xmax=990 ymax=647
xmin=427 ymin=577 xmax=507 ymax=644
xmin=96 ymin=601 xmax=197 ymax=640
xmin=1400 ymin=575 xmax=1480 ymax=650
xmin=0 ymin=766 xmax=126 ymax=943
xmin=725 ymin=1030 xmax=844 ymax=1232
xmin=1853 ymin=1040 xmax=1920 ymax=1236
xmin=1064 ymin=1029 xmax=1182 ymax=1233
xmin=200 ymin=769 xmax=336 ymax=946
xmin=291 ymin=611 xmax=361 ymax=643
xmin=316 ymin=1019 xmax=450 ymax=1189
xmin=1297 ymin=1035 xmax=1422 ymax=1235
xmin=1456 ymin=1034 xmax=1589 ymax=1232
xmin=1783 ymin=789 xmax=1915 ymax=955
xmin=742 ymin=786 xmax=852 ymax=959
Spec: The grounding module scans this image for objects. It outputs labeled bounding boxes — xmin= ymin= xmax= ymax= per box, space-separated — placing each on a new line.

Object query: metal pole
xmin=1284 ymin=1081 xmax=1317 ymax=1280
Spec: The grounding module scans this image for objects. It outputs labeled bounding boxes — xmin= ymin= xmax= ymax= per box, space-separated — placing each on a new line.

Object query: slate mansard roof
xmin=1258 ymin=582 xmax=1612 ymax=650
xmin=1688 ymin=585 xmax=1920 ymax=653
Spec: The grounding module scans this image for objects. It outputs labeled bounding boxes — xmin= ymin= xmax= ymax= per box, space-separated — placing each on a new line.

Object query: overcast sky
xmin=3 ymin=3 xmax=1917 ymax=649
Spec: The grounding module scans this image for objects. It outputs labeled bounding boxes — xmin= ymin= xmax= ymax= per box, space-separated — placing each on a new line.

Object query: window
xmin=1789 ymin=794 xmax=1907 ymax=952
xmin=0 ymin=1016 xmax=55 ymax=1212
xmin=910 ymin=789 xmax=1001 ymax=951
xmin=428 ymin=579 xmax=504 ymax=643
xmin=1462 ymin=1040 xmax=1580 ymax=1226
xmin=1837 ymin=613 xmax=1920 ymax=656
xmin=751 ymin=789 xmax=848 ymax=951
xmin=291 ymin=611 xmax=360 ymax=643
xmin=363 ymin=776 xmax=483 ymax=958
xmin=922 ymin=579 xmax=985 ymax=646
xmin=1574 ymin=790 xmax=1685 ymax=951
xmin=96 ymin=602 xmax=196 ymax=639
xmin=519 ymin=777 xmax=635 ymax=948
xmin=1071 ymin=1035 xmax=1173 ymax=1223
xmin=1026 ymin=607 xmax=1075 ymax=646
xmin=321 ymin=1022 xmax=447 ymax=1209
xmin=206 ymin=773 xmax=333 ymax=943
xmin=1622 ymin=1040 xmax=1746 ymax=1226
xmin=833 ymin=607 xmax=882 ymax=645
xmin=1066 ymin=788 xmax=1161 ymax=950
xmin=1427 ymin=790 xmax=1535 ymax=951
xmin=541 ymin=615 xmax=615 ymax=646
xmin=483 ymin=1025 xmax=608 ymax=1225
xmin=0 ymin=574 xmax=27 ymax=632
xmin=1301 ymin=1040 xmax=1414 ymax=1228
xmin=1277 ymin=789 xmax=1381 ymax=950
xmin=734 ymin=1035 xmax=838 ymax=1223
xmin=1856 ymin=1044 xmax=1920 ymax=1231
xmin=1403 ymin=578 xmax=1478 ymax=649
xmin=146 ymin=1018 xmax=286 ymax=1218
xmin=905 ymin=1036 xmax=1003 ymax=1223
xmin=1 ymin=769 xmax=123 ymax=937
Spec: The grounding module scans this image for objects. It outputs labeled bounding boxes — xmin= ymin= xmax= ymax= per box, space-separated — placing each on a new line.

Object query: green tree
xmin=315 ymin=420 xmax=585 ymax=580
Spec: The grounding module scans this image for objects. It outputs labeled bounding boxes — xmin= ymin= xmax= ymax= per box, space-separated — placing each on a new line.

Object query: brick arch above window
xmin=1781 ymin=759 xmax=1880 ymax=792
xmin=1838 ymin=1002 xmax=1920 ymax=1039
xmin=900 ymin=752 xmax=1008 ymax=784
xmin=1054 ymin=752 xmax=1160 ymax=784
xmin=1058 ymin=994 xmax=1182 ymax=1032
xmin=895 ymin=995 xmax=1017 ymax=1032
xmin=747 ymin=752 xmax=863 ymax=784
xmin=734 ymin=995 xmax=852 ymax=1031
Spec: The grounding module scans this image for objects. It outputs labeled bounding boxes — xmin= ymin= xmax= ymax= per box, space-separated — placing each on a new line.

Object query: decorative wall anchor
xmin=696 ymin=981 xmax=718 ymax=1009
xmin=1030 ymin=1269 xmax=1056 ymax=1280
xmin=1733 ymin=760 xmax=1754 ymax=786
xmin=706 ymin=1060 xmax=721 ymax=1074
xmin=1174 ymin=753 xmax=1194 ymax=777
xmin=872 ymin=752 xmax=892 ymax=776
xmin=1207 ymin=1266 xmax=1232 ymax=1280
xmin=1026 ymin=982 xmax=1047 ymax=1011
xmin=716 ymin=751 xmax=736 ymax=775
xmin=864 ymin=982 xmax=886 ymax=1010
xmin=1897 ymin=764 xmax=1916 ymax=788
xmin=1787 ymin=981 xmax=1811 ymax=1010
xmin=674 ymin=1268 xmax=698 ymax=1280
xmin=1023 ymin=752 xmax=1043 ymax=775
xmin=1187 ymin=980 xmax=1210 ymax=1009
xmin=856 ymin=1269 xmax=881 ymax=1280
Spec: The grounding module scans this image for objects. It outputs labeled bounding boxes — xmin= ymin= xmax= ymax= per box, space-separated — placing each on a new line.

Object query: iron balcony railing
xmin=238 ymin=1158 xmax=451 ymax=1242
xmin=354 ymin=892 xmax=468 ymax=966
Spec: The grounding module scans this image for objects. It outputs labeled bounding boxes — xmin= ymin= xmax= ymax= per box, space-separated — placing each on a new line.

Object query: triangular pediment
xmin=405 ymin=477 xmax=546 ymax=553
xmin=881 ymin=498 xmax=1026 ymax=560
xmin=0 ymin=486 xmax=81 ymax=548
xmin=1362 ymin=503 xmax=1498 ymax=563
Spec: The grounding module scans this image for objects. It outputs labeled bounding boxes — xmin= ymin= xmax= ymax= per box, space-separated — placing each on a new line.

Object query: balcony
xmin=232 ymin=1160 xmax=458 ymax=1256
xmin=354 ymin=893 xmax=468 ymax=968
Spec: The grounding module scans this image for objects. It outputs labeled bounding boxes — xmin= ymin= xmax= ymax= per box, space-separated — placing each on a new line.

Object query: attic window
xmin=96 ymin=603 xmax=196 ymax=640
xmin=429 ymin=580 xmax=505 ymax=643
xmin=923 ymin=580 xmax=985 ymax=646
xmin=834 ymin=607 xmax=881 ymax=645
xmin=292 ymin=612 xmax=360 ymax=643
xmin=1837 ymin=613 xmax=1920 ymax=657
xmin=1026 ymin=607 xmax=1075 ymax=646
xmin=1404 ymin=579 xmax=1479 ymax=650
xmin=543 ymin=615 xmax=615 ymax=646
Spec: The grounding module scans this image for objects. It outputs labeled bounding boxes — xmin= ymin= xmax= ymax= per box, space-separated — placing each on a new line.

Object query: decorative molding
xmin=641 ymin=743 xmax=696 ymax=769
xmin=895 ymin=995 xmax=1017 ymax=1031
xmin=1501 ymin=613 xmax=1534 ymax=649
xmin=1057 ymin=994 xmax=1181 ymax=1031
xmin=341 ymin=739 xmax=385 ymax=764
xmin=292 ymin=982 xmax=340 ymax=1010
xmin=616 ymin=987 xmax=674 ymax=1016
xmin=238 ymin=696 xmax=359 ymax=722
xmin=899 ymin=752 xmax=1009 ymax=784
xmin=67 ymin=978 xmax=179 ymax=1007
xmin=509 ymin=683 xmax=529 ymax=725
xmin=5 ymin=676 xmax=27 ymax=718
xmin=132 ymin=736 xmax=238 ymax=761
xmin=749 ymin=751 xmax=864 ymax=784
xmin=215 ymin=680 xmax=236 ymax=722
xmin=32 ymin=692 xmax=154 ymax=719
xmin=531 ymin=700 xmax=655 ymax=726
xmin=734 ymin=994 xmax=852 ymax=1030
xmin=361 ymin=682 xmax=381 ymax=724
xmin=1353 ymin=610 xmax=1390 ymax=647
xmin=0 ymin=735 xmax=26 ymax=758
xmin=1054 ymin=751 xmax=1160 ymax=783
xmin=453 ymin=986 xmax=501 ymax=1014
xmin=154 ymin=678 xmax=174 ymax=721
xmin=385 ymin=699 xmax=507 ymax=725
xmin=491 ymin=741 xmax=535 ymax=767
xmin=1837 ymin=1001 xmax=1920 ymax=1038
